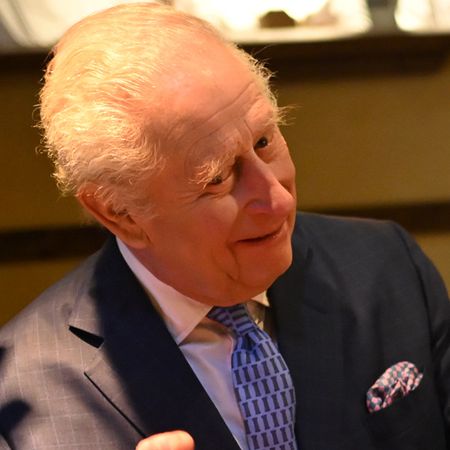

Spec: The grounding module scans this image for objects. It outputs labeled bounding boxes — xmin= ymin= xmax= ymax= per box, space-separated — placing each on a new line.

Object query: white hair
xmin=39 ymin=2 xmax=277 ymax=215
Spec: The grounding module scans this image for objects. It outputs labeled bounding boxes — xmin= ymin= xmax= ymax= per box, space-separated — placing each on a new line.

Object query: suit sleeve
xmin=392 ymin=223 xmax=450 ymax=438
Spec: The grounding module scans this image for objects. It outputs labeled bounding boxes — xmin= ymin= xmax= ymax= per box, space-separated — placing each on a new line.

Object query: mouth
xmin=238 ymin=223 xmax=285 ymax=245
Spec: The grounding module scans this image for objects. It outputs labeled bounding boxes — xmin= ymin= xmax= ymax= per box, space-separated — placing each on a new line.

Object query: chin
xmin=246 ymin=250 xmax=293 ymax=292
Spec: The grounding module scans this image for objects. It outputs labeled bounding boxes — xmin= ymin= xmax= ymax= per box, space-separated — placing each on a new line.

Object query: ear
xmin=77 ymin=186 xmax=150 ymax=249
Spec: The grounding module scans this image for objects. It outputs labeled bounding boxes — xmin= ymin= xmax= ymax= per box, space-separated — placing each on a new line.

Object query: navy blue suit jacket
xmin=1 ymin=213 xmax=449 ymax=449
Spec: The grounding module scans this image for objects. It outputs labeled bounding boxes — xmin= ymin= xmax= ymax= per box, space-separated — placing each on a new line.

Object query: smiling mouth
xmin=239 ymin=223 xmax=285 ymax=244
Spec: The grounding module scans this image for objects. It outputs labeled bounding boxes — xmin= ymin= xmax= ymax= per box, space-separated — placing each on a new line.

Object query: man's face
xmin=131 ymin=46 xmax=297 ymax=305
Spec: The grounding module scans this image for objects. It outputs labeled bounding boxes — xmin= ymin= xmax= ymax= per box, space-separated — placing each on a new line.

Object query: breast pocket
xmin=365 ymin=366 xmax=447 ymax=449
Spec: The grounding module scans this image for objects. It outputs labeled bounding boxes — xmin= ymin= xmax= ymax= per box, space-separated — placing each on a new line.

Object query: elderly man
xmin=1 ymin=3 xmax=449 ymax=450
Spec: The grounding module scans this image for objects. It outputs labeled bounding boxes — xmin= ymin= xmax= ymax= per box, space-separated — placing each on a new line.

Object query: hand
xmin=136 ymin=430 xmax=194 ymax=450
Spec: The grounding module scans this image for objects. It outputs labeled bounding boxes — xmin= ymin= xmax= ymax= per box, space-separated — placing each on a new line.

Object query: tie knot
xmin=208 ymin=304 xmax=256 ymax=336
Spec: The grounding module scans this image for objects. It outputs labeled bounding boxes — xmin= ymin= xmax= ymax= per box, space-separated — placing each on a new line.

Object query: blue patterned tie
xmin=208 ymin=304 xmax=297 ymax=450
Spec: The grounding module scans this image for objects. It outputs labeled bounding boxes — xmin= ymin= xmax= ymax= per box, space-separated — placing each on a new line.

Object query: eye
xmin=254 ymin=136 xmax=268 ymax=150
xmin=207 ymin=164 xmax=235 ymax=187
xmin=209 ymin=174 xmax=223 ymax=185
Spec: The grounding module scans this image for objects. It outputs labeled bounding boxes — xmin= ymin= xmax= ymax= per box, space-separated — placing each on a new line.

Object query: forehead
xmin=182 ymin=82 xmax=272 ymax=145
xmin=159 ymin=59 xmax=274 ymax=159
xmin=153 ymin=42 xmax=270 ymax=130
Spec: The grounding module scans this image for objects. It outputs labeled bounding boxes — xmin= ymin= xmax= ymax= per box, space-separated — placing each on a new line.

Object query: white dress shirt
xmin=117 ymin=238 xmax=270 ymax=450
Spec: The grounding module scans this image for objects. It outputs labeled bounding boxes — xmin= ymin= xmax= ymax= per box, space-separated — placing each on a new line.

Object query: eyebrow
xmin=189 ymin=148 xmax=237 ymax=187
xmin=189 ymin=116 xmax=278 ymax=188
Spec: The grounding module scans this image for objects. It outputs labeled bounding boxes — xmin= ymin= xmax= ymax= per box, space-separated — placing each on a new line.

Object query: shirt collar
xmin=116 ymin=237 xmax=268 ymax=344
xmin=253 ymin=290 xmax=269 ymax=307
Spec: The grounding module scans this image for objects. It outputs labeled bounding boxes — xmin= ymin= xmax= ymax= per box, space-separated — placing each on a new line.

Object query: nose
xmin=239 ymin=156 xmax=296 ymax=218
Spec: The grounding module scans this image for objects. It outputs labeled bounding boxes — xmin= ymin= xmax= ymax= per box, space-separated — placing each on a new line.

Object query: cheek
xmin=269 ymin=156 xmax=296 ymax=192
xmin=182 ymin=202 xmax=244 ymax=281
xmin=279 ymin=155 xmax=297 ymax=194
xmin=196 ymin=196 xmax=241 ymax=229
xmin=196 ymin=200 xmax=243 ymax=262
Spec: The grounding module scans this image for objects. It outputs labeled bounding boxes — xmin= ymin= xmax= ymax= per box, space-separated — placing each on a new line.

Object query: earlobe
xmin=77 ymin=188 xmax=150 ymax=249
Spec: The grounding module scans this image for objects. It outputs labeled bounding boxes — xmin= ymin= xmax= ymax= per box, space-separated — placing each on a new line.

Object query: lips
xmin=238 ymin=223 xmax=285 ymax=244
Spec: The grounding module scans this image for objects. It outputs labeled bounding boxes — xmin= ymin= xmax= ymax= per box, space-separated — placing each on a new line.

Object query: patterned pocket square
xmin=366 ymin=361 xmax=423 ymax=413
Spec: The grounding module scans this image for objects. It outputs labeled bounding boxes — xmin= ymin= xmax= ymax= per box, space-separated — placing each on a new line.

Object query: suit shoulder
xmin=291 ymin=212 xmax=449 ymax=307
xmin=294 ymin=211 xmax=407 ymax=257
xmin=296 ymin=211 xmax=397 ymax=237
xmin=0 ymin=249 xmax=105 ymax=403
xmin=290 ymin=211 xmax=435 ymax=287
xmin=0 ymin=250 xmax=100 ymax=340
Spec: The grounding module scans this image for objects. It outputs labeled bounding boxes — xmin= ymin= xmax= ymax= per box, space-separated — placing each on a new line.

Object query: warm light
xmin=0 ymin=0 xmax=151 ymax=47
xmin=174 ymin=0 xmax=329 ymax=30
xmin=396 ymin=0 xmax=450 ymax=32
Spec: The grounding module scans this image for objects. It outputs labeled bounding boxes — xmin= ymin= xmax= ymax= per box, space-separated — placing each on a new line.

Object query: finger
xmin=136 ymin=430 xmax=194 ymax=450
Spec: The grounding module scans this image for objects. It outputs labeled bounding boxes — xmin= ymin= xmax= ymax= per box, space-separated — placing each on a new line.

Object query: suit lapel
xmin=69 ymin=238 xmax=239 ymax=450
xmin=269 ymin=219 xmax=345 ymax=449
